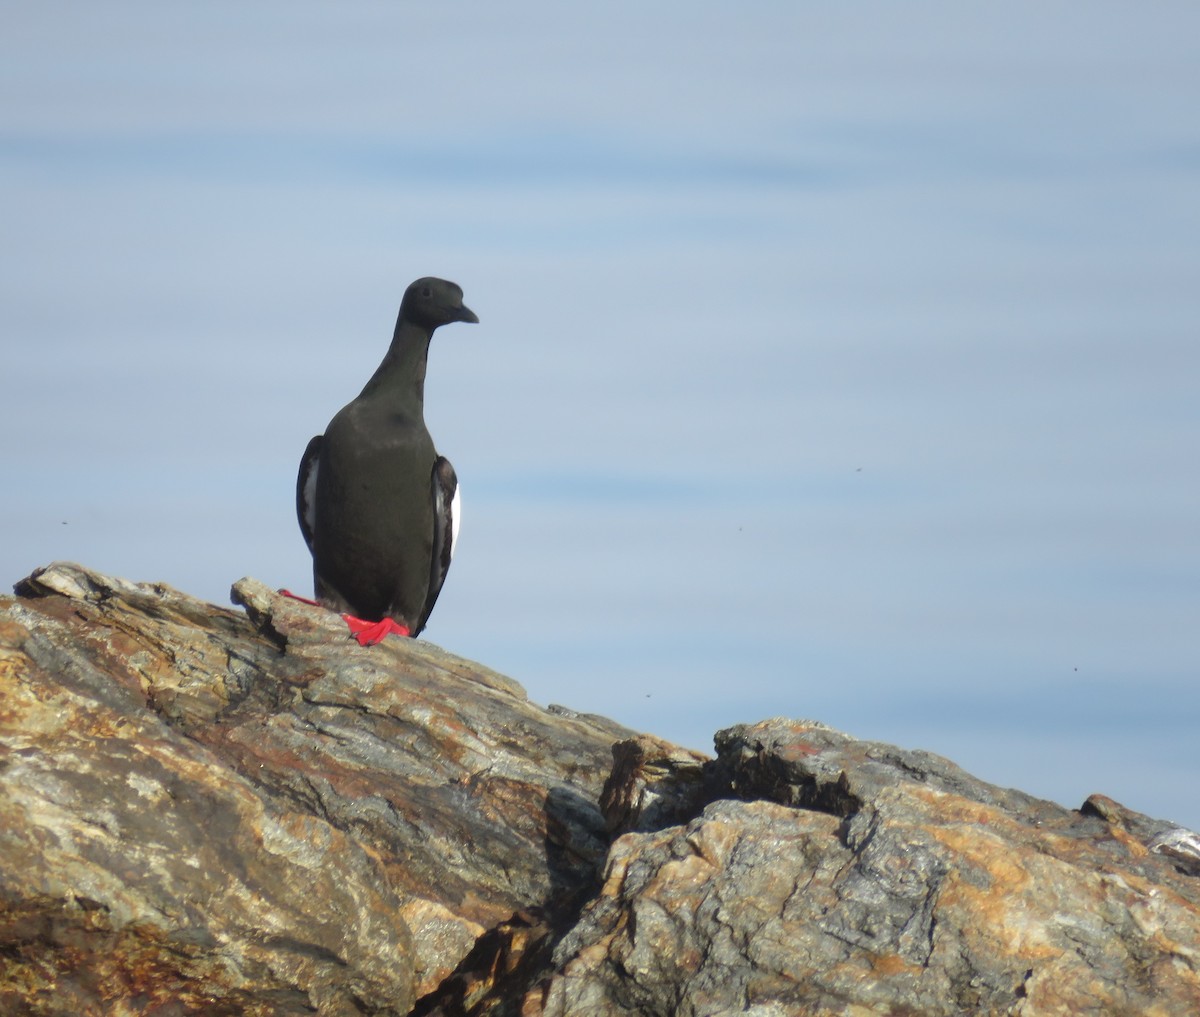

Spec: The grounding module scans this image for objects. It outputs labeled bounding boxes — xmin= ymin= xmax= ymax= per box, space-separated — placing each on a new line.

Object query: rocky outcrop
xmin=2 ymin=563 xmax=1198 ymax=1016
xmin=535 ymin=726 xmax=1200 ymax=1015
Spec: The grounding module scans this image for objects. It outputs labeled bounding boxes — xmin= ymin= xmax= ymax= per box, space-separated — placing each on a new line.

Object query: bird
xmin=292 ymin=277 xmax=478 ymax=645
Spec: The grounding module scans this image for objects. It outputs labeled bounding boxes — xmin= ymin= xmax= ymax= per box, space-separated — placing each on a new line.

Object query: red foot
xmin=278 ymin=589 xmax=321 ymax=607
xmin=277 ymin=591 xmax=409 ymax=645
xmin=342 ymin=615 xmax=412 ymax=646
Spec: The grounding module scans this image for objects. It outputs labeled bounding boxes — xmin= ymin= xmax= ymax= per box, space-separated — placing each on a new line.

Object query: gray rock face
xmin=529 ymin=721 xmax=1200 ymax=1016
xmin=3 ymin=564 xmax=1198 ymax=1016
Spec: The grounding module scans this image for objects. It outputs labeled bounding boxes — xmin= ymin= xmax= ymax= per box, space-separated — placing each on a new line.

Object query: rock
xmin=2 ymin=563 xmax=632 ymax=1014
xmin=3 ymin=564 xmax=1199 ymax=1016
xmin=599 ymin=735 xmax=712 ymax=836
xmin=526 ymin=719 xmax=1200 ymax=1016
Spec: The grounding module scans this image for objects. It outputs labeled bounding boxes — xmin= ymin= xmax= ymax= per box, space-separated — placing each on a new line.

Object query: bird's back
xmin=312 ymin=396 xmax=437 ymax=625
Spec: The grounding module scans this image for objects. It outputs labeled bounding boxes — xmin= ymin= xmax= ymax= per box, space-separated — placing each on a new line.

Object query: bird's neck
xmin=358 ymin=320 xmax=432 ymax=408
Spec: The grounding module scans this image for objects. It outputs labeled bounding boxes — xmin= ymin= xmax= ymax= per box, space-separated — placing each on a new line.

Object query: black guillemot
xmin=289 ymin=277 xmax=477 ymax=644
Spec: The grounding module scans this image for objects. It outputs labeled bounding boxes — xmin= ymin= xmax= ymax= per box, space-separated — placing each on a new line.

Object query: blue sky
xmin=4 ymin=3 xmax=1199 ymax=829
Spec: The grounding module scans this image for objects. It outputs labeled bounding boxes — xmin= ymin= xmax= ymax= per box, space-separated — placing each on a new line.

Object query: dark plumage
xmin=296 ymin=277 xmax=477 ymax=642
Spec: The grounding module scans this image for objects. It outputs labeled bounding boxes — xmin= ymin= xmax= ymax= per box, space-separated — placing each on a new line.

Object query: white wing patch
xmin=450 ymin=482 xmax=461 ymax=559
xmin=296 ymin=435 xmax=324 ymax=554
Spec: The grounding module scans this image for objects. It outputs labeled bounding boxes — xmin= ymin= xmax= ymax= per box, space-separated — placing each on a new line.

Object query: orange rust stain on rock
xmin=10 ymin=595 xmax=82 ymax=627
xmin=0 ymin=648 xmax=30 ymax=694
xmin=870 ymin=951 xmax=921 ymax=977
xmin=1106 ymin=823 xmax=1150 ymax=858
xmin=0 ymin=618 xmax=31 ymax=647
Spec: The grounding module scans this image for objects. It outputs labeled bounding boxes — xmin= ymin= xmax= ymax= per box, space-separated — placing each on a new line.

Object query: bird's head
xmin=400 ymin=277 xmax=479 ymax=330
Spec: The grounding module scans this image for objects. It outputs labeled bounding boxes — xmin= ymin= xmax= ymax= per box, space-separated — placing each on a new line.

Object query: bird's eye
xmin=421 ymin=287 xmax=432 ymax=298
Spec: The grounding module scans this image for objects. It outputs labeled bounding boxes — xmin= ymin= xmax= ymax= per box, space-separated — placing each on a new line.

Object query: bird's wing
xmin=416 ymin=455 xmax=459 ymax=635
xmin=296 ymin=435 xmax=323 ymax=554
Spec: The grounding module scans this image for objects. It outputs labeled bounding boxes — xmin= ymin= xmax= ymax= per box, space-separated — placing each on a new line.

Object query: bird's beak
xmin=457 ymin=304 xmax=479 ymax=324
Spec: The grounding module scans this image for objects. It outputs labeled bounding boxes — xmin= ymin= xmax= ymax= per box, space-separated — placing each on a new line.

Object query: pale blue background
xmin=4 ymin=4 xmax=1199 ymax=829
